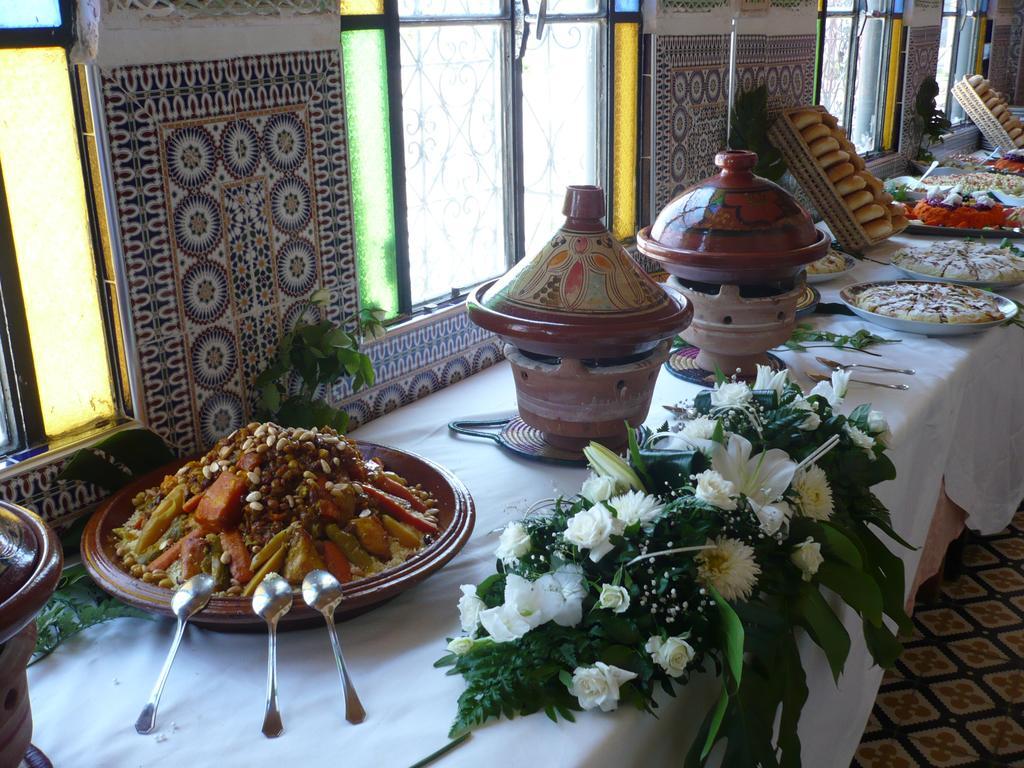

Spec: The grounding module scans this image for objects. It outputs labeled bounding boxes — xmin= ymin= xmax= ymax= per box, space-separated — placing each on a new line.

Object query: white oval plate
xmin=839 ymin=280 xmax=1019 ymax=336
xmin=891 ymin=261 xmax=1024 ymax=290
xmin=806 ymin=254 xmax=857 ymax=284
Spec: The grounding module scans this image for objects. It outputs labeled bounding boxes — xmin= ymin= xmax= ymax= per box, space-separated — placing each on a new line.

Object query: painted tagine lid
xmin=0 ymin=502 xmax=63 ymax=646
xmin=636 ymin=150 xmax=830 ymax=284
xmin=467 ymin=185 xmax=692 ymax=359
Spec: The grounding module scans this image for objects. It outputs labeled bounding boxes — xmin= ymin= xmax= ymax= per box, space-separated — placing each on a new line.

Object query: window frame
xmin=341 ymin=0 xmax=642 ymax=319
xmin=937 ymin=0 xmax=983 ymax=125
xmin=0 ymin=5 xmax=130 ymax=460
xmin=813 ymin=0 xmax=898 ymax=157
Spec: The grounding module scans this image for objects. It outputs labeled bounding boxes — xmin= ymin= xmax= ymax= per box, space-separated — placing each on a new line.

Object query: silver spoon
xmin=815 ymin=355 xmax=915 ymax=376
xmin=135 ymin=573 xmax=215 ymax=734
xmin=302 ymin=570 xmax=366 ymax=724
xmin=252 ymin=573 xmax=293 ymax=738
xmin=806 ymin=371 xmax=909 ymax=391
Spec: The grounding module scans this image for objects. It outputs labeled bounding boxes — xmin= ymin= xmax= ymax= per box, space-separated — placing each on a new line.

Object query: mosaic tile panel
xmin=854 ymin=509 xmax=1024 ymax=766
xmin=1012 ymin=0 xmax=1024 ymax=103
xmin=989 ymin=23 xmax=1013 ymax=99
xmin=0 ymin=455 xmax=104 ymax=530
xmin=654 ymin=33 xmax=816 ymax=211
xmin=102 ymin=50 xmax=358 ymax=453
xmin=898 ymin=25 xmax=941 ymax=160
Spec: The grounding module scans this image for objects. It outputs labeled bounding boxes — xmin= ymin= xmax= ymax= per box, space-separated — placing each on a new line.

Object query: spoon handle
xmin=135 ymin=617 xmax=187 ymax=734
xmin=854 ymin=363 xmax=916 ymax=375
xmin=262 ymin=621 xmax=284 ymax=738
xmin=323 ymin=611 xmax=366 ymax=724
xmin=850 ymin=376 xmax=910 ymax=391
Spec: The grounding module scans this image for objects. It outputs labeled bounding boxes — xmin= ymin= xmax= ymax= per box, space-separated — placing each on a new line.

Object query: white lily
xmin=808 ymin=369 xmax=850 ymax=407
xmin=752 ymin=364 xmax=790 ymax=397
xmin=710 ymin=433 xmax=797 ymax=508
xmin=583 ymin=442 xmax=644 ymax=492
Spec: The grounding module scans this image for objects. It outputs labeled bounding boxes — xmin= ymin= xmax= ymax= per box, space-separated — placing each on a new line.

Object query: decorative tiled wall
xmin=653 ymin=33 xmax=816 ymax=211
xmin=1012 ymin=0 xmax=1024 ymax=103
xmin=990 ymin=23 xmax=1014 ymax=98
xmin=898 ymin=25 xmax=941 ymax=160
xmin=0 ymin=457 xmax=104 ymax=530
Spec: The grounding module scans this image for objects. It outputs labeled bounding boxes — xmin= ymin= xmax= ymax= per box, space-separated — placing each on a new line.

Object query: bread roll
xmin=1009 ymin=127 xmax=1023 ymax=139
xmin=984 ymin=96 xmax=999 ymax=109
xmin=821 ymin=112 xmax=839 ymax=129
xmin=801 ymin=123 xmax=831 ymax=143
xmin=890 ymin=215 xmax=908 ymax=232
xmin=809 ymin=136 xmax=840 ymax=157
xmin=878 ymin=191 xmax=894 ymax=205
xmin=835 ymin=173 xmax=867 ymax=195
xmin=1015 ymin=135 xmax=1024 ymax=147
xmin=830 ymin=126 xmax=849 ymax=141
xmin=844 ymin=190 xmax=874 ymax=211
xmin=818 ymin=150 xmax=849 ymax=169
xmin=999 ymin=113 xmax=1013 ymax=126
xmin=791 ymin=109 xmax=822 ymax=130
xmin=857 ymin=172 xmax=883 ymax=197
xmin=889 ymin=202 xmax=906 ymax=217
xmin=854 ymin=204 xmax=885 ymax=224
xmin=864 ymin=219 xmax=893 ymax=239
xmin=850 ymin=152 xmax=866 ymax=171
xmin=968 ymin=73 xmax=985 ymax=88
xmin=993 ymin=104 xmax=1007 ymax=118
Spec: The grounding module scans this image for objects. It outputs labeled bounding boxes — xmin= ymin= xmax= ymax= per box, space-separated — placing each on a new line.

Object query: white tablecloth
xmin=28 ymin=234 xmax=1024 ymax=768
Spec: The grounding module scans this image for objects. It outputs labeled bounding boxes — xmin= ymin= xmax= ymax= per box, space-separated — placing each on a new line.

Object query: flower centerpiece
xmin=437 ymin=367 xmax=911 ymax=765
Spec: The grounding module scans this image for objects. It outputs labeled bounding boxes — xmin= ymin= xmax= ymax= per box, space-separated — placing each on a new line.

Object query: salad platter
xmin=81 ymin=425 xmax=475 ymax=631
xmin=903 ymin=186 xmax=1024 ymax=238
xmin=839 ymin=280 xmax=1017 ymax=336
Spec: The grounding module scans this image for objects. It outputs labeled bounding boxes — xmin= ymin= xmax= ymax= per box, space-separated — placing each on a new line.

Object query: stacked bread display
xmin=953 ymin=74 xmax=1023 ymax=149
xmin=768 ymin=105 xmax=908 ymax=252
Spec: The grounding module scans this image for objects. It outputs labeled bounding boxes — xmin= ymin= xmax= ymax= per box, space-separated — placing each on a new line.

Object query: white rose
xmin=790 ymin=537 xmax=824 ymax=582
xmin=495 ymin=521 xmax=532 ymax=563
xmin=581 ymin=473 xmax=617 ymax=503
xmin=791 ymin=397 xmax=821 ymax=431
xmin=844 ymin=423 xmax=876 ymax=458
xmin=502 ymin=574 xmax=559 ymax=629
xmin=693 ymin=469 xmax=739 ymax=511
xmin=478 ymin=603 xmax=532 ymax=642
xmin=564 ymin=504 xmax=622 ymax=562
xmin=458 ymin=584 xmax=485 ymax=633
xmin=682 ymin=416 xmax=718 ymax=441
xmin=567 ymin=662 xmax=637 ymax=712
xmin=597 ymin=584 xmax=630 ymax=613
xmin=867 ymin=410 xmax=891 ymax=446
xmin=750 ymin=499 xmax=792 ymax=536
xmin=710 ymin=381 xmax=753 ymax=407
xmin=609 ymin=490 xmax=664 ymax=529
xmin=447 ymin=636 xmax=475 ymax=655
xmin=645 ymin=635 xmax=695 ymax=677
xmin=534 ymin=565 xmax=587 ymax=627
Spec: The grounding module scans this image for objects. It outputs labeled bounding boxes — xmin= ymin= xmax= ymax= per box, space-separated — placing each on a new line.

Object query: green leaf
xmin=816 ymin=561 xmax=884 ymax=628
xmin=627 ymin=422 xmax=654 ymax=490
xmin=59 ymin=428 xmax=175 ymax=492
xmin=863 ymin=622 xmax=904 ymax=668
xmin=58 ymin=450 xmax=132 ymax=492
xmin=796 ymin=584 xmax=850 ymax=682
xmin=700 ymin=687 xmax=730 ymax=761
xmin=713 ymin=365 xmax=726 ymax=385
xmin=710 ymin=586 xmax=744 ymax=691
xmin=818 ymin=522 xmax=864 ymax=569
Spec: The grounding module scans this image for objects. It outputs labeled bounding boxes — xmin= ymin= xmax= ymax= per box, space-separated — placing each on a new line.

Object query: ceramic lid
xmin=467 ymin=186 xmax=692 ymax=358
xmin=0 ymin=502 xmax=63 ymax=646
xmin=636 ymin=150 xmax=830 ymax=284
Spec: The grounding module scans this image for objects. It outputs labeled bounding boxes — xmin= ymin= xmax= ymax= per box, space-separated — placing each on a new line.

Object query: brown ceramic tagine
xmin=467 ymin=185 xmax=692 ymax=451
xmin=0 ymin=502 xmax=63 ymax=768
xmin=636 ymin=150 xmax=829 ymax=378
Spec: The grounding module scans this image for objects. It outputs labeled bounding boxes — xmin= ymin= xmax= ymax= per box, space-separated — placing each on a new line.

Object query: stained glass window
xmin=0 ymin=0 xmax=61 ymax=29
xmin=340 ymin=0 xmax=383 ymax=12
xmin=0 ymin=48 xmax=115 ymax=439
xmin=612 ymin=22 xmax=639 ymax=241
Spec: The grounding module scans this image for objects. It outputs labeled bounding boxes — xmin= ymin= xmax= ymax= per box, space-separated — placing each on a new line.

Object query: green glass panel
xmin=342 ymin=29 xmax=400 ymax=319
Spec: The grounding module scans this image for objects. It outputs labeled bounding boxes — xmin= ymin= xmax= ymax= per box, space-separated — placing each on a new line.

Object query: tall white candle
xmin=727 ymin=15 xmax=738 ymax=146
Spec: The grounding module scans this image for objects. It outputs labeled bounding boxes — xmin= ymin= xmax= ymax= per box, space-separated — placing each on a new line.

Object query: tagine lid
xmin=636 ymin=150 xmax=830 ymax=283
xmin=467 ymin=186 xmax=692 ymax=357
xmin=0 ymin=501 xmax=63 ymax=646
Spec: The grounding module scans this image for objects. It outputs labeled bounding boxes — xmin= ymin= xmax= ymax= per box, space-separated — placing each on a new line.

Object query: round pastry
xmin=844 ymin=189 xmax=874 ymax=211
xmin=791 ymin=109 xmax=822 ymax=130
xmin=810 ymin=136 xmax=840 ymax=157
xmin=828 ymin=162 xmax=856 ymax=183
xmin=835 ymin=173 xmax=867 ymax=195
xmin=855 ymin=204 xmax=886 ymax=224
xmin=818 ymin=150 xmax=850 ymax=169
xmin=846 ymin=281 xmax=1005 ymax=324
xmin=801 ymin=123 xmax=831 ymax=143
xmin=863 ymin=219 xmax=893 ymax=239
xmin=806 ymin=248 xmax=849 ymax=276
xmin=892 ymin=242 xmax=1024 ymax=284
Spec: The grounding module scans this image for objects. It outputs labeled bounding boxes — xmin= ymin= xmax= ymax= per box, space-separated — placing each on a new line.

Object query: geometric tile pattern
xmin=0 ymin=455 xmax=104 ymax=530
xmin=899 ymin=25 xmax=941 ymax=160
xmin=654 ymin=33 xmax=816 ymax=212
xmin=854 ymin=509 xmax=1024 ymax=767
xmin=101 ymin=50 xmax=358 ymax=454
xmin=109 ymin=0 xmax=331 ymax=17
xmin=989 ymin=23 xmax=1014 ymax=100
xmin=1014 ymin=0 xmax=1024 ymax=104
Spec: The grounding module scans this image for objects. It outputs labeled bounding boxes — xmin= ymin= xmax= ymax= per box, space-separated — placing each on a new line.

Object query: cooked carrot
xmin=372 ymin=474 xmax=428 ymax=513
xmin=183 ymin=493 xmax=204 ymax=514
xmin=147 ymin=530 xmax=199 ymax=573
xmin=237 ymin=452 xmax=262 ymax=471
xmin=219 ymin=529 xmax=254 ymax=584
xmin=195 ymin=471 xmax=249 ymax=532
xmin=322 ymin=540 xmax=352 ymax=583
xmin=359 ymin=484 xmax=438 ymax=534
xmin=181 ymin=534 xmax=208 ymax=580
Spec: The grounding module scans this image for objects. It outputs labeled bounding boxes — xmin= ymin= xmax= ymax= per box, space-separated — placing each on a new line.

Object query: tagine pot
xmin=0 ymin=502 xmax=63 ymax=768
xmin=468 ymin=185 xmax=692 ymax=451
xmin=636 ymin=150 xmax=828 ymax=377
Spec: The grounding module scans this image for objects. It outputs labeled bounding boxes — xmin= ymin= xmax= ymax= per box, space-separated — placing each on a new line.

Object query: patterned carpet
xmin=853 ymin=509 xmax=1024 ymax=767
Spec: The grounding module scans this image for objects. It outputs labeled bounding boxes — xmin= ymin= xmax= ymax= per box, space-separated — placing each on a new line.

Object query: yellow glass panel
xmin=341 ymin=0 xmax=383 ymax=12
xmin=612 ymin=22 xmax=639 ymax=242
xmin=882 ymin=18 xmax=902 ymax=150
xmin=975 ymin=19 xmax=986 ymax=74
xmin=0 ymin=48 xmax=115 ymax=438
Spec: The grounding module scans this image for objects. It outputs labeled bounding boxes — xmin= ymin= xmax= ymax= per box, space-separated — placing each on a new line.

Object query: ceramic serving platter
xmin=81 ymin=443 xmax=475 ymax=632
xmin=904 ymin=222 xmax=1024 ymax=239
xmin=891 ymin=262 xmax=1024 ymax=290
xmin=839 ymin=281 xmax=1018 ymax=337
xmin=806 ymin=254 xmax=857 ymax=284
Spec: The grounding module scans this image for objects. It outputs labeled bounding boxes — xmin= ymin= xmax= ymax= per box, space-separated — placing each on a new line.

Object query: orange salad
xmin=910 ymin=199 xmax=1009 ymax=229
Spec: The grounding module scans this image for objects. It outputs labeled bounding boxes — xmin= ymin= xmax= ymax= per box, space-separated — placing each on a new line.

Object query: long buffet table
xmin=28 ymin=232 xmax=1024 ymax=768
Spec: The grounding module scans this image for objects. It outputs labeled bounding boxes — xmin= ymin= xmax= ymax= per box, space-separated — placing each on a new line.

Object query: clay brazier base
xmin=505 ymin=340 xmax=671 ymax=453
xmin=0 ymin=623 xmax=36 ymax=768
xmin=670 ymin=279 xmax=803 ymax=378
